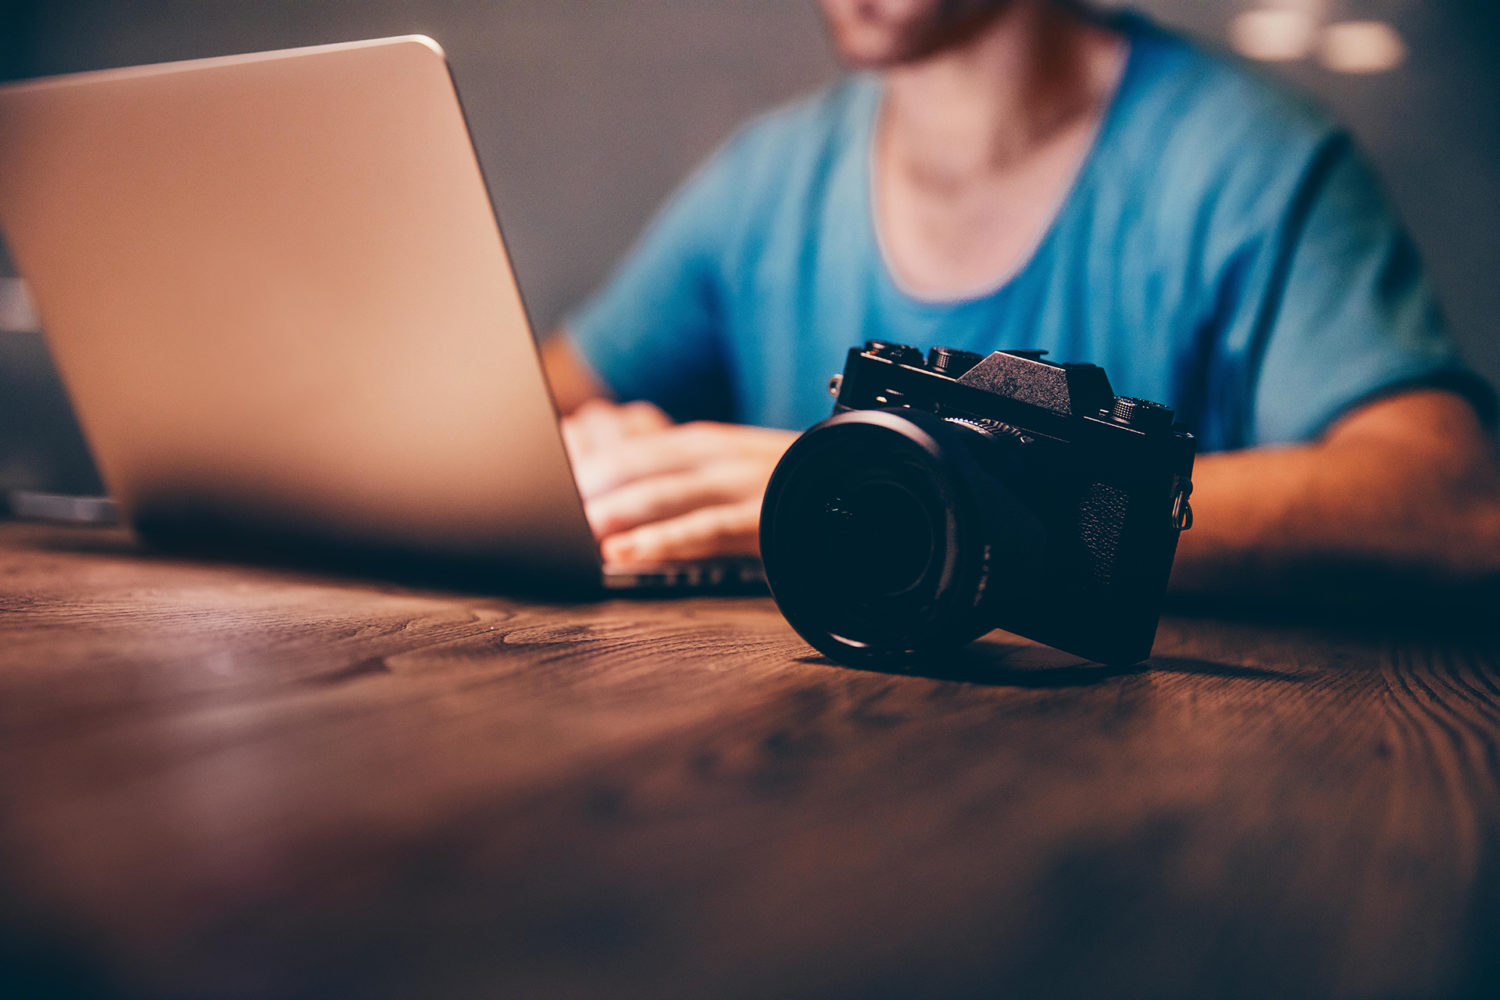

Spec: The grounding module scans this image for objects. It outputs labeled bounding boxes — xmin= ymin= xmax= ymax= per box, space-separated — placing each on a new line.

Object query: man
xmin=544 ymin=0 xmax=1500 ymax=598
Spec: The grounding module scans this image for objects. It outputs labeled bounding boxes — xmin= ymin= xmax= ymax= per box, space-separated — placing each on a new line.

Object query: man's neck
xmin=879 ymin=1 xmax=1122 ymax=189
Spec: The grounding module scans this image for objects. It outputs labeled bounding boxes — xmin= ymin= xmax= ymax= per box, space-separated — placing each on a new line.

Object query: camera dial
xmin=1108 ymin=396 xmax=1174 ymax=432
xmin=926 ymin=346 xmax=984 ymax=377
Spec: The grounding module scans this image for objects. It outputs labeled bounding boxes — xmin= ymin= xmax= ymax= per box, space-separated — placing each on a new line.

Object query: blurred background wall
xmin=1 ymin=0 xmax=1497 ymax=498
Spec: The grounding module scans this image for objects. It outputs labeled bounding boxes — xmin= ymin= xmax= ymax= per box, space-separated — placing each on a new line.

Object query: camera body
xmin=759 ymin=342 xmax=1196 ymax=665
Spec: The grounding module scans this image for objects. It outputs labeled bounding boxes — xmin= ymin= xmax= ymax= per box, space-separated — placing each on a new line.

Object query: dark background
xmin=1 ymin=0 xmax=1496 ymax=498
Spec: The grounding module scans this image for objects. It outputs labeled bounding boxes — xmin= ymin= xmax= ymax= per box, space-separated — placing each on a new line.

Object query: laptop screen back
xmin=0 ymin=36 xmax=602 ymax=586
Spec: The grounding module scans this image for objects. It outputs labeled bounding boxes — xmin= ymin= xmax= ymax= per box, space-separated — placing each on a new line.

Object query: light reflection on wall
xmin=1320 ymin=20 xmax=1407 ymax=74
xmin=1228 ymin=1 xmax=1407 ymax=74
xmin=1230 ymin=4 xmax=1320 ymax=62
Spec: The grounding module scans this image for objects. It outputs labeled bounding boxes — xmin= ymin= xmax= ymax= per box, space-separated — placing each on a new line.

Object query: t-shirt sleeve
xmin=1225 ymin=133 xmax=1495 ymax=447
xmin=561 ymin=142 xmax=741 ymax=422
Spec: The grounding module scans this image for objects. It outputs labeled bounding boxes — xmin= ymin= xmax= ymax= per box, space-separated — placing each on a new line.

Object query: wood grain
xmin=1 ymin=520 xmax=1497 ymax=999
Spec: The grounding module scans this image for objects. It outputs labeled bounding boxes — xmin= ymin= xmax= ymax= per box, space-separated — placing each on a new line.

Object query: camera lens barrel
xmin=760 ymin=408 xmax=1046 ymax=664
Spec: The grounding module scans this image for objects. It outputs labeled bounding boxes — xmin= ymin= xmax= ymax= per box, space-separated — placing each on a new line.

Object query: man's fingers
xmin=559 ymin=399 xmax=618 ymax=456
xmin=600 ymin=498 xmax=763 ymax=564
xmin=585 ymin=468 xmax=753 ymax=538
xmin=572 ymin=424 xmax=751 ymax=499
xmin=603 ymin=400 xmax=673 ymax=440
xmin=566 ymin=419 xmax=799 ymax=561
xmin=561 ymin=399 xmax=671 ymax=457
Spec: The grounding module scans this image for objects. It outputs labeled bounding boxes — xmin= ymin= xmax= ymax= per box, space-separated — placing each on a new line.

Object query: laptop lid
xmin=0 ymin=36 xmax=604 ymax=588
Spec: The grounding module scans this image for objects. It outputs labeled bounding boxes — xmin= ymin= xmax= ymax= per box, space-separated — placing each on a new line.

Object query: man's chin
xmin=823 ymin=0 xmax=1020 ymax=69
xmin=829 ymin=33 xmax=950 ymax=69
xmin=831 ymin=44 xmax=904 ymax=71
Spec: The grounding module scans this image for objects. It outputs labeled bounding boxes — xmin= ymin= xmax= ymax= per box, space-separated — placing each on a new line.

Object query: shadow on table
xmin=14 ymin=519 xmax=655 ymax=602
xmin=1165 ymin=580 xmax=1500 ymax=641
xmin=797 ymin=641 xmax=1297 ymax=690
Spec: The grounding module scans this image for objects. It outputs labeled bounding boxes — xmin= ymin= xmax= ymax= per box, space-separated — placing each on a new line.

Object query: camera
xmin=759 ymin=342 xmax=1196 ymax=666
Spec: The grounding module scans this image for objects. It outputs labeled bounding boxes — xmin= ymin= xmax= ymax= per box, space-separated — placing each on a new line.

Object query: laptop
xmin=0 ymin=36 xmax=762 ymax=593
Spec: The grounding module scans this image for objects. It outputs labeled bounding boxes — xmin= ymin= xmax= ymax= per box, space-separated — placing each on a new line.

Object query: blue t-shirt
xmin=566 ymin=15 xmax=1491 ymax=452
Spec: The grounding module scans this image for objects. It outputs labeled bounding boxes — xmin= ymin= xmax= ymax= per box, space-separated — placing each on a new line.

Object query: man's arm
xmin=548 ymin=325 xmax=1500 ymax=594
xmin=555 ymin=373 xmax=1500 ymax=602
xmin=1172 ymin=389 xmax=1500 ymax=598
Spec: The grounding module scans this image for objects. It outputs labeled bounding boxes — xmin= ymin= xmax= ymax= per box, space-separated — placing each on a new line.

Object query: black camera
xmin=760 ymin=342 xmax=1196 ymax=666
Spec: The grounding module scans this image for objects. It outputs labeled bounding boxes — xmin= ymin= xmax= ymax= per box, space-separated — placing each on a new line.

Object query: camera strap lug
xmin=1170 ymin=476 xmax=1194 ymax=531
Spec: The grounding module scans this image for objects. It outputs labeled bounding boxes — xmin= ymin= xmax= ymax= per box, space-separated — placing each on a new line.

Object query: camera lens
xmin=817 ymin=477 xmax=938 ymax=599
xmin=761 ymin=409 xmax=1045 ymax=663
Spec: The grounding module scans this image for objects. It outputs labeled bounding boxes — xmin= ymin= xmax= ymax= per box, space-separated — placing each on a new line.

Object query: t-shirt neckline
xmin=859 ymin=23 xmax=1147 ymax=314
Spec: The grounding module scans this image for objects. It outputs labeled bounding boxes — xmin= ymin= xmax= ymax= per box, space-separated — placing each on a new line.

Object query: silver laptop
xmin=0 ymin=36 xmax=760 ymax=592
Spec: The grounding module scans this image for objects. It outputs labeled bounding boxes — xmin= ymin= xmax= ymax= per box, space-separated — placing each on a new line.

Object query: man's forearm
xmin=1169 ymin=391 xmax=1500 ymax=599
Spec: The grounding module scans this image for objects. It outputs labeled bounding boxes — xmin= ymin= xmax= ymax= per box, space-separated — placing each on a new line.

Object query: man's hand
xmin=561 ymin=399 xmax=798 ymax=565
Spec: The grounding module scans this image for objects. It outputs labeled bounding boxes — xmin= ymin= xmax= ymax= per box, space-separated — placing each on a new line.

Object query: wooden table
xmin=1 ymin=520 xmax=1497 ymax=999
